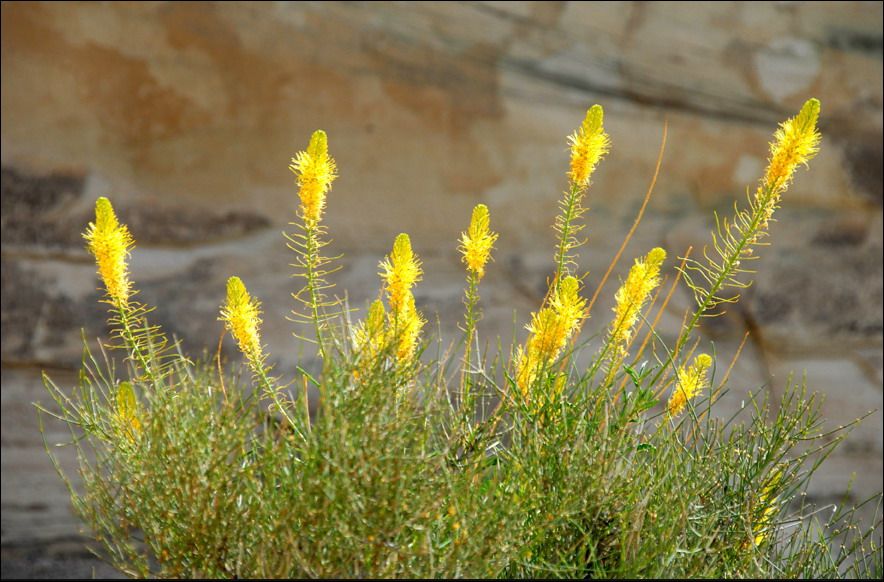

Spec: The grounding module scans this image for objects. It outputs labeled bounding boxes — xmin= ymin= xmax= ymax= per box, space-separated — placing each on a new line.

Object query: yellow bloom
xmin=354 ymin=299 xmax=389 ymax=359
xmin=608 ymin=247 xmax=666 ymax=359
xmin=116 ymin=381 xmax=141 ymax=442
xmin=568 ymin=104 xmax=610 ymax=188
xmin=380 ymin=233 xmax=422 ymax=314
xmin=459 ymin=204 xmax=498 ymax=279
xmin=756 ymin=98 xmax=821 ymax=230
xmin=550 ymin=276 xmax=585 ymax=336
xmin=394 ymin=293 xmax=425 ymax=362
xmin=83 ymin=197 xmax=134 ymax=305
xmin=516 ymin=276 xmax=586 ymax=395
xmin=219 ymin=276 xmax=264 ymax=367
xmin=290 ymin=129 xmax=337 ymax=226
xmin=667 ymin=353 xmax=713 ymax=417
xmin=519 ymin=309 xmax=567 ymax=380
xmin=379 ymin=233 xmax=425 ymax=363
xmin=762 ymin=98 xmax=821 ymax=196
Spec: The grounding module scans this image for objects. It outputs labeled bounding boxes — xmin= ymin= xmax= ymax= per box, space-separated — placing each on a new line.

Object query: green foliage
xmin=40 ymin=339 xmax=881 ymax=578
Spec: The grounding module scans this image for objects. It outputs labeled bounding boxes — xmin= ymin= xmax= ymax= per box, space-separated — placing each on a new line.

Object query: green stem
xmin=651 ymin=184 xmax=777 ymax=387
xmin=304 ymin=223 xmax=327 ymax=361
xmin=553 ymin=183 xmax=583 ymax=286
xmin=683 ymin=196 xmax=769 ymax=347
xmin=254 ymin=363 xmax=303 ymax=442
xmin=587 ymin=301 xmax=638 ymax=389
xmin=460 ymin=272 xmax=480 ymax=413
xmin=600 ymin=338 xmax=625 ymax=389
xmin=115 ymin=300 xmax=157 ymax=385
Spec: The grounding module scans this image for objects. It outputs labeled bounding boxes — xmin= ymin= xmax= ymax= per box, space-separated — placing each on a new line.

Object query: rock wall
xmin=2 ymin=1 xmax=881 ymax=574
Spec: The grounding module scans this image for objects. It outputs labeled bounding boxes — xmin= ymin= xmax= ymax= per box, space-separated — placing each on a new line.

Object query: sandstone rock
xmin=748 ymin=208 xmax=883 ymax=351
xmin=1 ymin=368 xmax=86 ymax=546
xmin=0 ymin=168 xmax=86 ymax=251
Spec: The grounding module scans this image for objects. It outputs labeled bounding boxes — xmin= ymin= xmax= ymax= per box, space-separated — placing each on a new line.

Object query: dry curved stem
xmin=556 ymin=118 xmax=669 ymax=383
xmin=215 ymin=330 xmax=228 ymax=405
xmin=584 ymin=119 xmax=668 ymax=322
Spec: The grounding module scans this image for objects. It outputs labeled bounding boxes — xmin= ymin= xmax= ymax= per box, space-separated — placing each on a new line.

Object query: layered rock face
xmin=2 ymin=1 xmax=881 ymax=573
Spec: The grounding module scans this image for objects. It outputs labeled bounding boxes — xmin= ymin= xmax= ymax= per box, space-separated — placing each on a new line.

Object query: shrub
xmin=39 ymin=99 xmax=882 ymax=578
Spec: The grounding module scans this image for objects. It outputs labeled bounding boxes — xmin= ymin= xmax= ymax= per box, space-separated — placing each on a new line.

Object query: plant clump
xmin=40 ymin=98 xmax=882 ymax=579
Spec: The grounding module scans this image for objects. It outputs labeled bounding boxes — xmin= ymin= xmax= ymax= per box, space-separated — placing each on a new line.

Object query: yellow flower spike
xmin=550 ymin=276 xmax=587 ymax=336
xmin=289 ymin=129 xmax=338 ymax=226
xmin=115 ymin=381 xmax=141 ymax=441
xmin=377 ymin=234 xmax=425 ymax=364
xmin=761 ymin=98 xmax=821 ymax=197
xmin=608 ymin=247 xmax=666 ymax=359
xmin=393 ymin=293 xmax=425 ymax=363
xmin=219 ymin=276 xmax=264 ymax=368
xmin=524 ymin=308 xmax=566 ymax=365
xmin=755 ymin=98 xmax=821 ymax=231
xmin=514 ymin=345 xmax=535 ymax=397
xmin=83 ymin=197 xmax=134 ymax=306
xmin=675 ymin=101 xmax=822 ymax=351
xmin=667 ymin=353 xmax=713 ymax=417
xmin=380 ymin=233 xmax=423 ymax=314
xmin=354 ymin=299 xmax=388 ymax=358
xmin=516 ymin=276 xmax=585 ymax=396
xmin=568 ymin=104 xmax=611 ymax=189
xmin=459 ymin=204 xmax=498 ymax=279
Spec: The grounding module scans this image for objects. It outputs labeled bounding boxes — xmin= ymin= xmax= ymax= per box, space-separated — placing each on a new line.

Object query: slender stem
xmin=460 ymin=272 xmax=480 ymax=413
xmin=585 ymin=121 xmax=667 ymax=321
xmin=553 ymin=182 xmax=583 ymax=286
xmin=215 ymin=331 xmax=228 ymax=404
xmin=115 ymin=300 xmax=157 ymax=385
xmin=681 ymin=190 xmax=771 ymax=356
xmin=597 ymin=308 xmax=635 ymax=389
xmin=566 ymin=122 xmax=668 ymax=387
xmin=650 ymin=184 xmax=776 ymax=388
xmin=304 ymin=223 xmax=327 ymax=361
xmin=254 ymin=364 xmax=303 ymax=441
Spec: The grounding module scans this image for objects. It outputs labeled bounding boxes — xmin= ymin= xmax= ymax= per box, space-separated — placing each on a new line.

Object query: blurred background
xmin=2 ymin=1 xmax=881 ymax=577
